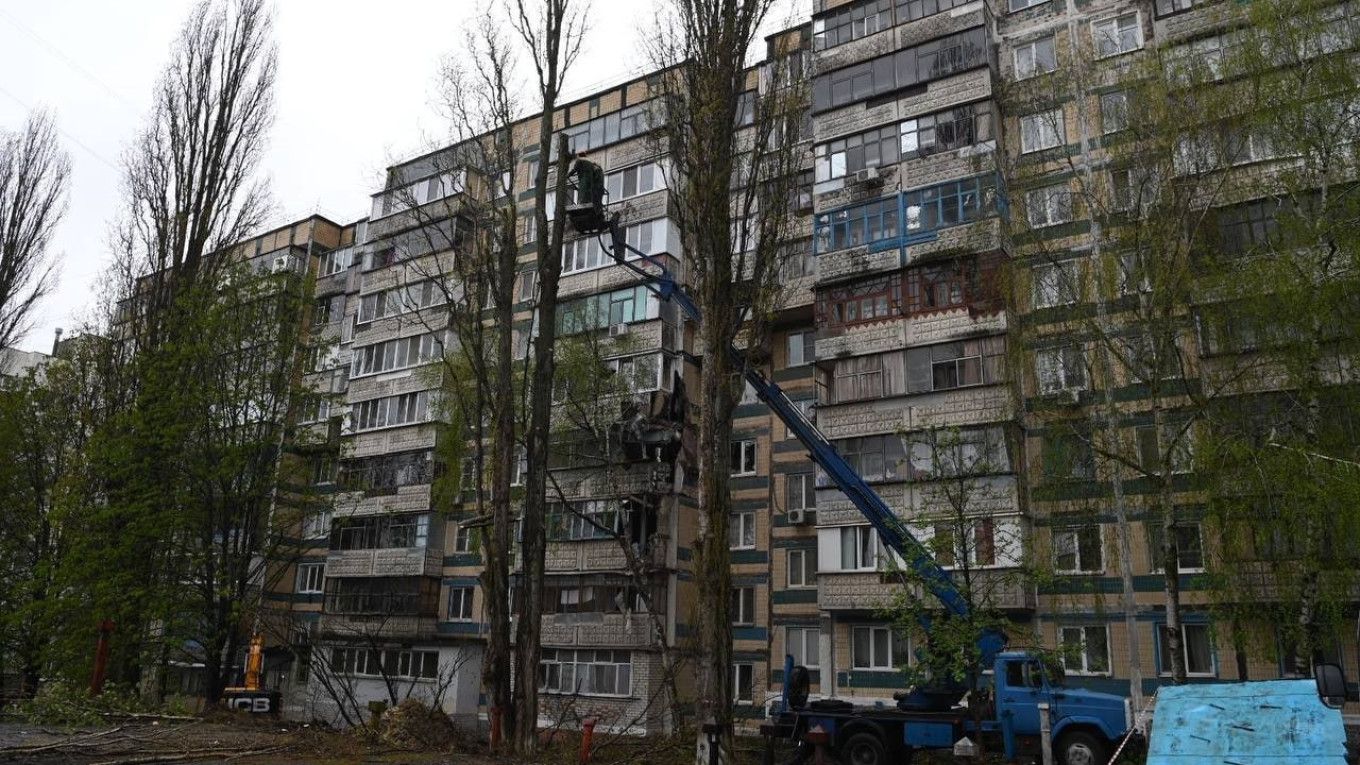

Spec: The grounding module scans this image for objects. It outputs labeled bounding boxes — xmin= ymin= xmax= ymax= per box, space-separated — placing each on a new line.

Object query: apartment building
xmin=255 ymin=0 xmax=1360 ymax=733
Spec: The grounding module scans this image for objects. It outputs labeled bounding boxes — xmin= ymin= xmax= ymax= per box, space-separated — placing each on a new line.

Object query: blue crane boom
xmin=574 ymin=186 xmax=1007 ymax=681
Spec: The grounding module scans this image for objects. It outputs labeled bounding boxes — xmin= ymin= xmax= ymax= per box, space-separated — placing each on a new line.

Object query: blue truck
xmin=567 ymin=159 xmax=1134 ymax=765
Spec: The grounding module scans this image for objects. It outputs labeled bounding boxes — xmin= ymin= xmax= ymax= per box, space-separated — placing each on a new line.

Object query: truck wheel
xmin=840 ymin=732 xmax=886 ymax=765
xmin=1056 ymin=730 xmax=1107 ymax=765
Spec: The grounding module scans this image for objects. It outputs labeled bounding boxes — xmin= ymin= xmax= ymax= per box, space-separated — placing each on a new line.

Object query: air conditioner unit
xmin=609 ymin=323 xmax=631 ymax=338
xmin=788 ymin=508 xmax=807 ymax=525
xmin=850 ymin=167 xmax=883 ymax=186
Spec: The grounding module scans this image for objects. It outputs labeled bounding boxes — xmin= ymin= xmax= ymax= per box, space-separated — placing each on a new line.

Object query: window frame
xmin=1059 ymin=625 xmax=1112 ymax=675
xmin=1032 ymin=260 xmax=1080 ymax=309
xmin=731 ymin=586 xmax=757 ymax=626
xmin=787 ymin=626 xmax=821 ymax=668
xmin=1020 ymin=109 xmax=1065 ymax=154
xmin=733 ymin=662 xmax=755 ymax=703
xmin=1053 ymin=524 xmax=1104 ymax=573
xmin=1013 ymin=35 xmax=1057 ymax=80
xmin=851 ymin=625 xmax=907 ymax=670
xmin=787 ymin=472 xmax=817 ymax=511
xmin=730 ymin=439 xmax=758 ymax=476
xmin=447 ymin=586 xmax=475 ymax=621
xmin=1157 ymin=622 xmax=1216 ymax=677
xmin=1092 ymin=12 xmax=1144 ymax=59
xmin=787 ymin=548 xmax=818 ymax=588
xmin=295 ymin=563 xmax=325 ymax=594
xmin=1026 ymin=184 xmax=1073 ymax=228
xmin=729 ymin=512 xmax=757 ymax=550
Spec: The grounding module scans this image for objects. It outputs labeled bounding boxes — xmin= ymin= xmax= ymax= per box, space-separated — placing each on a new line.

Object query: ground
xmin=0 ymin=718 xmax=490 ymax=765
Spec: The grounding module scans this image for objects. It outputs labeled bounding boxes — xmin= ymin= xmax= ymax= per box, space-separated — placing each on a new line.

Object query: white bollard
xmin=1039 ymin=702 xmax=1054 ymax=765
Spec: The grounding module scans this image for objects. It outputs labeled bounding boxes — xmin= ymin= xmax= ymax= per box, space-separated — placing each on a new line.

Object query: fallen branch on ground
xmin=92 ymin=745 xmax=287 ymax=765
xmin=0 ymin=726 xmax=126 ymax=754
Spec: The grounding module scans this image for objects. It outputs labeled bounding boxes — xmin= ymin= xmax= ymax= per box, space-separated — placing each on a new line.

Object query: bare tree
xmin=647 ymin=5 xmax=807 ymax=758
xmin=508 ymin=0 xmax=586 ymax=752
xmin=118 ymin=0 xmax=275 ymax=333
xmin=0 ymin=111 xmax=69 ymax=351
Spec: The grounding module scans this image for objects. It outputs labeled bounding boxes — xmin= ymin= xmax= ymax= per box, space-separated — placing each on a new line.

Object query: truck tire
xmin=1056 ymin=729 xmax=1107 ymax=765
xmin=840 ymin=732 xmax=886 ymax=765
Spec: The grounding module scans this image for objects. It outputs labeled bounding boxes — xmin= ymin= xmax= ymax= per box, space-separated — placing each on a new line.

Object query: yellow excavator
xmin=222 ymin=634 xmax=280 ymax=714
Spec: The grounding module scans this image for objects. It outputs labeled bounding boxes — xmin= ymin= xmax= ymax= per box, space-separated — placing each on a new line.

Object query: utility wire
xmin=0 ymin=7 xmax=143 ymax=117
xmin=0 ymin=84 xmax=122 ymax=173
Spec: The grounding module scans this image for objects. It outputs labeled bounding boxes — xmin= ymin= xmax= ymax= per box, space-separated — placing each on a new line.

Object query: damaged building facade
xmin=248 ymin=0 xmax=1360 ymax=734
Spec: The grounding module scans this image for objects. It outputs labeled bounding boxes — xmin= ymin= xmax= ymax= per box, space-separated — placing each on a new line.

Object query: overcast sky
xmin=0 ymin=0 xmax=745 ymax=353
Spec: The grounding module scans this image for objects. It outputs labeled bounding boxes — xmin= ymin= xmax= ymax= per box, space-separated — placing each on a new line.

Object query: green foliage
xmin=12 ymin=679 xmax=148 ymax=727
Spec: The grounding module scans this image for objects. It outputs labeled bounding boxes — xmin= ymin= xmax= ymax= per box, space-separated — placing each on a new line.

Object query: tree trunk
xmin=513 ymin=132 xmax=569 ymax=755
xmin=1156 ymin=402 xmax=1186 ymax=683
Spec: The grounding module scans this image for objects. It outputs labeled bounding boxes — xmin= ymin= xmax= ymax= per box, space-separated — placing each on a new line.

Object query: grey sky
xmin=0 ymin=0 xmax=676 ymax=353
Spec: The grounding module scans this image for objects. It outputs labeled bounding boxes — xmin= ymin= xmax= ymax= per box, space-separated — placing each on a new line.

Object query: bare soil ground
xmin=0 ymin=718 xmax=494 ymax=765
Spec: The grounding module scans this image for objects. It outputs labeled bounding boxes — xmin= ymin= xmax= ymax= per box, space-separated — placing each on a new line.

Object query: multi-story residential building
xmin=253 ymin=0 xmax=1360 ymax=734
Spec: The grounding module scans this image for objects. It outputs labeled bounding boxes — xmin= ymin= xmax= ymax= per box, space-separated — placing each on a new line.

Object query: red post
xmin=90 ymin=619 xmax=115 ymax=696
xmin=489 ymin=706 xmax=502 ymax=748
xmin=579 ymin=718 xmax=597 ymax=765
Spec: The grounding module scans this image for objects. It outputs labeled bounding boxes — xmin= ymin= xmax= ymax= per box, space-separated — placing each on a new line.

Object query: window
xmin=1149 ymin=522 xmax=1205 ymax=571
xmin=817 ymin=274 xmax=902 ymax=326
xmin=339 ymin=450 xmax=434 ymax=492
xmin=1110 ymin=168 xmax=1159 ymax=212
xmin=561 ymin=219 xmax=667 ymax=274
xmin=932 ymin=519 xmax=997 ymax=567
xmin=302 ymin=510 xmax=332 ymax=540
xmin=814 ymin=124 xmax=898 ymax=183
xmin=1026 ymin=185 xmax=1073 ymax=228
xmin=900 ymin=103 xmax=995 ymax=159
xmin=1117 ymin=252 xmax=1150 ymax=295
xmin=812 ymin=27 xmax=988 ymax=112
xmin=787 ymin=473 xmax=817 ymax=511
xmin=557 ymin=285 xmax=661 ymax=335
xmin=1043 ymin=433 xmax=1095 ymax=481
xmin=603 ymin=161 xmax=667 ymax=201
xmin=852 ymin=625 xmax=907 ymax=670
xmin=453 ymin=524 xmax=477 ymax=553
xmin=786 ymin=331 xmax=815 ymax=367
xmin=351 ymin=333 xmax=445 ymax=377
xmin=319 ymin=247 xmax=352 ymax=276
xmin=788 ymin=549 xmax=817 ymax=587
xmin=518 ymin=270 xmax=537 ymax=302
xmin=906 ymin=427 xmax=1009 ymax=479
xmin=1053 ymin=525 xmax=1103 ymax=572
xmin=787 ymin=627 xmax=821 ymax=668
xmin=812 ymin=0 xmax=893 ymax=50
xmin=896 ymin=0 xmax=975 ymax=22
xmin=1100 ymin=91 xmax=1129 ymax=134
xmin=730 ymin=440 xmax=757 ymax=476
xmin=351 ymin=391 xmax=433 ymax=432
xmin=905 ymin=337 xmax=1006 ymax=393
xmin=1032 ymin=260 xmax=1080 ymax=308
xmin=835 ymin=435 xmax=907 ymax=482
xmin=731 ymin=586 xmax=756 ymax=625
xmin=1137 ymin=423 xmax=1195 ymax=474
xmin=1033 ymin=344 xmax=1088 ymax=392
xmin=1014 ymin=36 xmax=1056 ymax=79
xmin=840 ymin=526 xmax=883 ymax=571
xmin=313 ymin=294 xmax=344 ymax=326
xmin=1158 ymin=623 xmax=1215 ymax=676
xmin=733 ymin=663 xmax=755 ymax=703
xmin=1093 ymin=13 xmax=1143 ymax=58
xmin=329 ymin=514 xmax=431 ymax=551
xmin=786 ymin=399 xmax=816 ymax=440
xmin=905 ymin=257 xmax=987 ymax=314
xmin=548 ymin=499 xmax=624 ymax=541
xmin=1009 ymin=0 xmax=1049 ymax=11
xmin=740 ymin=380 xmax=760 ymax=405
xmin=1217 ymin=198 xmax=1281 ymax=255
xmin=1020 ymin=110 xmax=1064 ymax=153
xmin=540 ymin=649 xmax=633 ymax=696
xmin=448 ymin=586 xmax=474 ymax=621
xmin=1060 ymin=626 xmax=1111 ymax=674
xmin=559 ymin=103 xmax=651 ymax=154
xmin=813 ymin=176 xmax=993 ymax=254
xmin=1155 ymin=0 xmax=1196 ymax=16
xmin=331 ymin=648 xmax=439 ymax=679
xmin=295 ymin=563 xmax=325 ymax=594
xmin=730 ymin=512 xmax=756 ymax=549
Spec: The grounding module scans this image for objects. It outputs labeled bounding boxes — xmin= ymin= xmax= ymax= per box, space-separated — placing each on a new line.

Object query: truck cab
xmin=993 ymin=652 xmax=1132 ymax=765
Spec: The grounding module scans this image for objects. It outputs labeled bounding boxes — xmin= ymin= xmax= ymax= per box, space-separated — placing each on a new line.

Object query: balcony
xmin=326 ymin=546 xmax=442 ymax=578
xmin=816 ymin=306 xmax=1005 ymax=359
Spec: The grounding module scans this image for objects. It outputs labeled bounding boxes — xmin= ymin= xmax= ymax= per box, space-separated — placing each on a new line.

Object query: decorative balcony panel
xmin=318 ymin=613 xmax=437 ymax=641
xmin=547 ymin=463 xmax=678 ymax=501
xmin=817 ymin=399 xmax=912 ymax=440
xmin=325 ymin=547 xmax=442 ymax=578
xmin=333 ymin=484 xmax=433 ymax=518
xmin=906 ymin=383 xmax=1011 ymax=430
xmin=906 ymin=217 xmax=1003 ymax=266
xmin=347 ymin=370 xmax=438 ymax=403
xmin=348 ymin=424 xmax=437 ymax=459
xmin=817 ymin=246 xmax=900 ymax=285
xmin=544 ymin=537 xmax=670 ymax=573
xmin=817 ymin=569 xmax=1032 ymax=611
xmin=816 ymin=483 xmax=911 ymax=526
